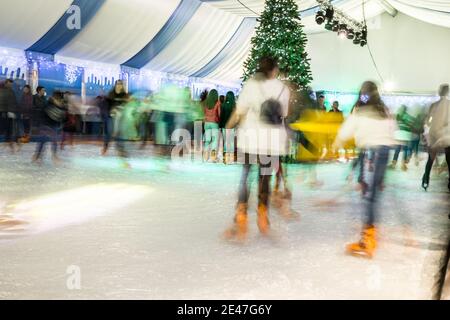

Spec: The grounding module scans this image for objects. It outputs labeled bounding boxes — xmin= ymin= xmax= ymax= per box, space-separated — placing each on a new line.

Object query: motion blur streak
xmin=3 ymin=183 xmax=152 ymax=234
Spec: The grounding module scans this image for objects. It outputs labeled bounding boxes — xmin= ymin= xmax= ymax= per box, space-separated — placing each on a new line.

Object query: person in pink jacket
xmin=202 ymin=89 xmax=221 ymax=162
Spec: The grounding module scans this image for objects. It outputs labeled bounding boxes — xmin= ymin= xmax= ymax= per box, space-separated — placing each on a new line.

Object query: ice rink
xmin=0 ymin=143 xmax=449 ymax=299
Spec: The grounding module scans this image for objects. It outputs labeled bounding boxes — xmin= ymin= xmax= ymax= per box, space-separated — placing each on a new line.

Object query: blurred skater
xmin=60 ymin=92 xmax=78 ymax=150
xmin=224 ymin=57 xmax=290 ymax=241
xmin=104 ymin=80 xmax=130 ymax=157
xmin=32 ymin=91 xmax=66 ymax=164
xmin=422 ymin=84 xmax=450 ymax=191
xmin=0 ymin=79 xmax=19 ymax=153
xmin=333 ymin=81 xmax=397 ymax=258
xmin=202 ymin=89 xmax=221 ymax=162
xmin=390 ymin=105 xmax=415 ymax=171
xmin=219 ymin=91 xmax=236 ymax=164
xmin=18 ymin=85 xmax=33 ymax=144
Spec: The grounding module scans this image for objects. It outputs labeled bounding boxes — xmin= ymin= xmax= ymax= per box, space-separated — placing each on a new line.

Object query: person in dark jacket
xmin=18 ymin=85 xmax=33 ymax=143
xmin=329 ymin=101 xmax=342 ymax=113
xmin=103 ymin=80 xmax=130 ymax=157
xmin=0 ymin=79 xmax=18 ymax=152
xmin=32 ymin=86 xmax=48 ymax=128
xmin=32 ymin=91 xmax=64 ymax=164
xmin=219 ymin=91 xmax=236 ymax=164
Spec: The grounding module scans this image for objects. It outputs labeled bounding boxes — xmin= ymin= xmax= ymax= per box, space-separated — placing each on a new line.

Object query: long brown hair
xmin=255 ymin=56 xmax=279 ymax=81
xmin=352 ymin=81 xmax=389 ymax=118
xmin=205 ymin=89 xmax=219 ymax=109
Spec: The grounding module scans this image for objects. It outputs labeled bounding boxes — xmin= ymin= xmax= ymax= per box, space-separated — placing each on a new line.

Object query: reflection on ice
xmin=1 ymin=183 xmax=152 ymax=235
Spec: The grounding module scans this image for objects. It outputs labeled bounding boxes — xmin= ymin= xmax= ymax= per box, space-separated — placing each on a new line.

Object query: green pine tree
xmin=243 ymin=0 xmax=313 ymax=88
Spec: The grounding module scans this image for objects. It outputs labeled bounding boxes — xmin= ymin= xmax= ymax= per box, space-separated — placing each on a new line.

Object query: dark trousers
xmin=360 ymin=146 xmax=390 ymax=226
xmin=19 ymin=117 xmax=31 ymax=136
xmin=423 ymin=147 xmax=450 ymax=184
xmin=0 ymin=112 xmax=15 ymax=142
xmin=103 ymin=116 xmax=113 ymax=148
xmin=410 ymin=138 xmax=420 ymax=157
xmin=35 ymin=125 xmax=59 ymax=159
xmin=238 ymin=154 xmax=278 ymax=207
xmin=393 ymin=144 xmax=410 ymax=162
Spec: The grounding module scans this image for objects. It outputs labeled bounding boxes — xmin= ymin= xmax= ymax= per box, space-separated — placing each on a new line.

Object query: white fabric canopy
xmin=0 ymin=0 xmax=449 ymax=91
xmin=57 ymin=0 xmax=181 ymax=64
xmin=205 ymin=29 xmax=255 ymax=82
xmin=386 ymin=0 xmax=450 ymax=28
xmin=202 ymin=0 xmax=319 ymax=16
xmin=144 ymin=3 xmax=243 ymax=75
xmin=0 ymin=0 xmax=72 ymax=49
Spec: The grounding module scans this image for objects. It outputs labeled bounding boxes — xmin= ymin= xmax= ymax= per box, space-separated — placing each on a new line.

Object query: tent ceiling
xmin=0 ymin=0 xmax=449 ymax=88
xmin=57 ymin=0 xmax=181 ymax=65
xmin=0 ymin=0 xmax=72 ymax=49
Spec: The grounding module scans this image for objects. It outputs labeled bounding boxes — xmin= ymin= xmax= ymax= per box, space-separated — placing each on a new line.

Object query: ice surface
xmin=0 ymin=143 xmax=449 ymax=299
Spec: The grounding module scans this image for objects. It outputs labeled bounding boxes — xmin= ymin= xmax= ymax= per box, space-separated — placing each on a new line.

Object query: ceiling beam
xmin=377 ymin=0 xmax=398 ymax=17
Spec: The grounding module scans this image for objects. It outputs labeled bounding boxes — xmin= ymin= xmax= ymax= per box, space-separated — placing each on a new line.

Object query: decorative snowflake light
xmin=65 ymin=65 xmax=81 ymax=84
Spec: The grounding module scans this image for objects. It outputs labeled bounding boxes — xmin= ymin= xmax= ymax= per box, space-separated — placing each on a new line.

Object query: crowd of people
xmin=1 ymin=57 xmax=450 ymax=261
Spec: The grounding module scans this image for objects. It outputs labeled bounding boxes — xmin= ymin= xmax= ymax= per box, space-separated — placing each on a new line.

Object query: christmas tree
xmin=243 ymin=0 xmax=313 ymax=88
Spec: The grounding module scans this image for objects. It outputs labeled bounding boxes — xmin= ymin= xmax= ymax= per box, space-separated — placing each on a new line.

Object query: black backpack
xmin=45 ymin=104 xmax=66 ymax=122
xmin=259 ymin=85 xmax=285 ymax=125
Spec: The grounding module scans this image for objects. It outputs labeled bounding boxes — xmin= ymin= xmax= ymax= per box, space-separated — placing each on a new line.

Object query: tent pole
xmin=377 ymin=0 xmax=398 ymax=17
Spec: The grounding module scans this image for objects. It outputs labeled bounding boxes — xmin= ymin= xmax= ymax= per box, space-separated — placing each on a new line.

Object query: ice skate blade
xmin=346 ymin=250 xmax=373 ymax=259
xmin=278 ymin=211 xmax=300 ymax=221
xmin=258 ymin=229 xmax=281 ymax=243
xmin=222 ymin=234 xmax=247 ymax=245
xmin=222 ymin=228 xmax=247 ymax=245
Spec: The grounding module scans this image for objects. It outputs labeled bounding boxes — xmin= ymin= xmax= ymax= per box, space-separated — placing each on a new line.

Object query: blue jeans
xmin=238 ymin=154 xmax=274 ymax=207
xmin=393 ymin=144 xmax=410 ymax=162
xmin=204 ymin=122 xmax=219 ymax=152
xmin=222 ymin=128 xmax=235 ymax=153
xmin=360 ymin=146 xmax=390 ymax=226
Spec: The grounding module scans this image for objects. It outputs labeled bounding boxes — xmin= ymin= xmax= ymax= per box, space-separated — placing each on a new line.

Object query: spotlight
xmin=325 ymin=7 xmax=334 ymax=21
xmin=353 ymin=32 xmax=361 ymax=44
xmin=347 ymin=29 xmax=355 ymax=40
xmin=315 ymin=11 xmax=325 ymax=25
xmin=337 ymin=24 xmax=347 ymax=37
xmin=331 ymin=20 xmax=339 ymax=32
xmin=360 ymin=28 xmax=367 ymax=46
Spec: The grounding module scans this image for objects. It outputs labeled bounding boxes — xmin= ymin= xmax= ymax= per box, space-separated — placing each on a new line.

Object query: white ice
xmin=0 ymin=143 xmax=449 ymax=299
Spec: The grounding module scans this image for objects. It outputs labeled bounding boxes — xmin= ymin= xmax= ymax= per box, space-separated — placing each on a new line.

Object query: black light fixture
xmin=353 ymin=32 xmax=361 ymax=44
xmin=347 ymin=28 xmax=355 ymax=40
xmin=360 ymin=27 xmax=367 ymax=46
xmin=331 ymin=20 xmax=339 ymax=32
xmin=316 ymin=0 xmax=367 ymax=48
xmin=325 ymin=7 xmax=334 ymax=21
xmin=315 ymin=11 xmax=325 ymax=25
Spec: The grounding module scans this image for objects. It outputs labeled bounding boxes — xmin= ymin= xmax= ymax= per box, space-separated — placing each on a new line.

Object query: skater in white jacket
xmin=333 ymin=81 xmax=397 ymax=258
